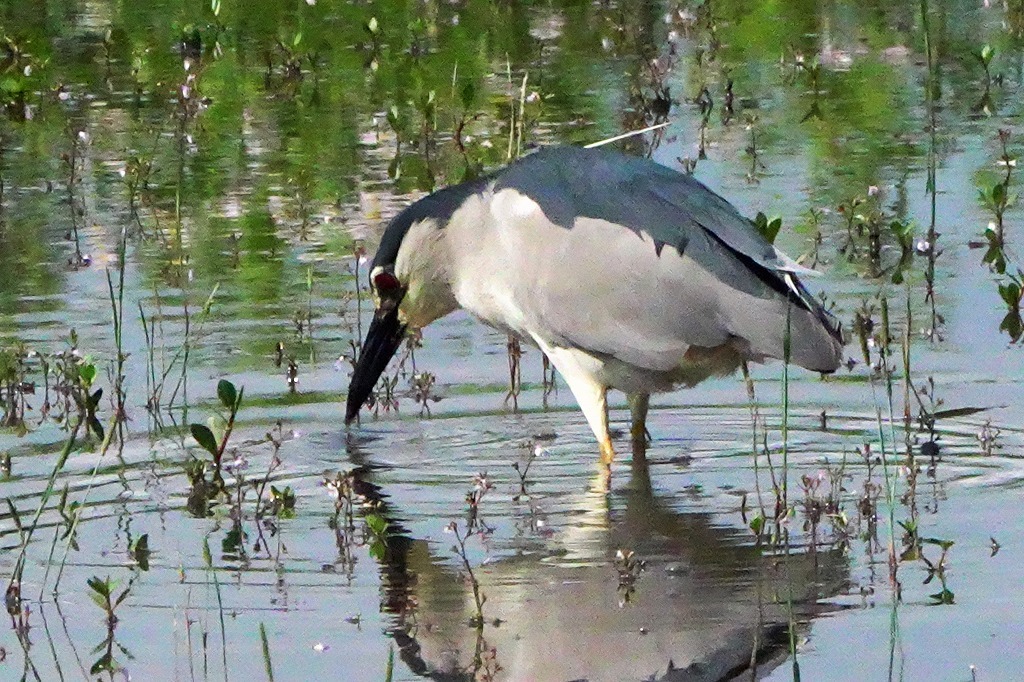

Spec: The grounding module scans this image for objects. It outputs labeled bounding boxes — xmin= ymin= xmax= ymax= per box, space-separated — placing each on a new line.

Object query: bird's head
xmin=344 ymin=261 xmax=409 ymax=424
xmin=345 ymin=183 xmax=479 ymax=423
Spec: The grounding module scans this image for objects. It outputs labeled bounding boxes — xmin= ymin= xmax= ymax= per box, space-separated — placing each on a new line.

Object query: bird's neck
xmin=396 ymin=218 xmax=459 ymax=329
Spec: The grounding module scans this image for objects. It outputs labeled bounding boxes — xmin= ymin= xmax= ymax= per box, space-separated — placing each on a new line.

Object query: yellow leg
xmin=628 ymin=392 xmax=650 ymax=447
xmin=533 ymin=339 xmax=615 ymax=469
xmin=599 ymin=438 xmax=616 ymax=467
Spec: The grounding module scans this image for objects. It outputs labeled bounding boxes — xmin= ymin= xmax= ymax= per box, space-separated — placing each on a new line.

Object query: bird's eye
xmin=372 ymin=268 xmax=402 ymax=294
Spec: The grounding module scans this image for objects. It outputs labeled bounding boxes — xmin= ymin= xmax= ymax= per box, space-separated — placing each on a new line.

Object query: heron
xmin=345 ymin=146 xmax=843 ymax=468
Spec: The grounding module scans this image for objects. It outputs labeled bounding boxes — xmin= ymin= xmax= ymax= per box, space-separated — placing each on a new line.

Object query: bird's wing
xmin=488 ymin=148 xmax=842 ymax=374
xmin=495 ymin=147 xmax=800 ymax=275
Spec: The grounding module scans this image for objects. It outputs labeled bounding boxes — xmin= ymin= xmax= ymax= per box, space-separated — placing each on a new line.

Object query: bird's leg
xmin=535 ymin=343 xmax=616 ymax=468
xmin=628 ymin=392 xmax=651 ymax=466
xmin=628 ymin=392 xmax=651 ymax=446
xmin=576 ymin=383 xmax=614 ymax=467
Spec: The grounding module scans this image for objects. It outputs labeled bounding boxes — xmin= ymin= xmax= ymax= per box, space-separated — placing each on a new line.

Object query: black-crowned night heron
xmin=346 ymin=146 xmax=843 ymax=466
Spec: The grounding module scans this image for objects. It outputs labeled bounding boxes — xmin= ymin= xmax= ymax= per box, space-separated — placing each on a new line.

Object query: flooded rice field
xmin=2 ymin=0 xmax=1024 ymax=680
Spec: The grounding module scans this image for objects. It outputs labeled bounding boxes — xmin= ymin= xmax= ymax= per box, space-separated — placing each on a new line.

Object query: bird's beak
xmin=345 ymin=304 xmax=407 ymax=424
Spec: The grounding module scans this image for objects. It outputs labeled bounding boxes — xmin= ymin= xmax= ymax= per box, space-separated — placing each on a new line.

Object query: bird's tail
xmin=761 ymin=270 xmax=847 ymax=372
xmin=723 ymin=270 xmax=844 ymax=373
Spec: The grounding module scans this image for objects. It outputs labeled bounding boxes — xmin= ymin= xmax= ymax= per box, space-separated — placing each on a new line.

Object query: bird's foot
xmin=630 ymin=423 xmax=651 ymax=447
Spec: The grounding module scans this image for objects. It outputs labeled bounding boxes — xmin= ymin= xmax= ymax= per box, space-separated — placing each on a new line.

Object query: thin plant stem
xmin=259 ymin=622 xmax=274 ymax=681
xmin=781 ymin=300 xmax=799 ymax=681
xmin=7 ymin=416 xmax=83 ymax=594
xmin=49 ymin=413 xmax=119 ymax=596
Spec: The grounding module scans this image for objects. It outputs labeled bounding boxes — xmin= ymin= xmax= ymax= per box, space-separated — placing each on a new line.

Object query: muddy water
xmin=2 ymin=0 xmax=1024 ymax=680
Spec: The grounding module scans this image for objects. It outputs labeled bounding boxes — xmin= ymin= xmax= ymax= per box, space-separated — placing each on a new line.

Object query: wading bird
xmin=346 ymin=146 xmax=843 ymax=468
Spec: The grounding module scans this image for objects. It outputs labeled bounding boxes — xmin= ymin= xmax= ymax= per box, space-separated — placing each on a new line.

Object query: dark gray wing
xmin=491 ymin=147 xmax=843 ymax=373
xmin=494 ymin=146 xmax=787 ymax=271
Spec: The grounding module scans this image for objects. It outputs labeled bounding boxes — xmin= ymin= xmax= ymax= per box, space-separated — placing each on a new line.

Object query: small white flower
xmin=183 ymin=58 xmax=192 ymax=72
xmin=867 ymin=185 xmax=879 ymax=197
xmin=986 ymin=221 xmax=997 ymax=234
xmin=225 ymin=455 xmax=248 ymax=473
xmin=23 ymin=64 xmax=32 ymax=77
xmin=312 ymin=642 xmax=329 ymax=652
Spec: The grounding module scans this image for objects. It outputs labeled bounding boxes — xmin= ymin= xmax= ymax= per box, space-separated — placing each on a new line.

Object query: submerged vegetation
xmin=1 ymin=0 xmax=1023 ymax=679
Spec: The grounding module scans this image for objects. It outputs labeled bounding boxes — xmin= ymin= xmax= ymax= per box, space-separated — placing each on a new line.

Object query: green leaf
xmin=90 ymin=652 xmax=116 ymax=675
xmin=384 ymin=645 xmax=394 ymax=682
xmin=208 ymin=415 xmax=226 ymax=447
xmin=749 ymin=513 xmax=765 ymax=535
xmin=993 ymin=182 xmax=1006 ymax=207
xmin=753 ymin=212 xmax=781 ymax=244
xmin=365 ymin=16 xmax=379 ymax=35
xmin=79 ymin=363 xmax=97 ymax=385
xmin=202 ymin=537 xmax=213 ymax=568
xmin=292 ymin=31 xmax=302 ymax=47
xmin=190 ymin=423 xmax=219 ymax=456
xmin=365 ymin=512 xmax=388 ymax=536
xmin=87 ymin=575 xmax=113 ymax=598
xmin=932 ymin=406 xmax=989 ymax=420
xmin=460 ymin=80 xmax=476 ymax=110
xmin=133 ymin=534 xmax=151 ymax=571
xmin=114 ymin=586 xmax=132 ymax=608
xmin=89 ymin=416 xmax=104 ymax=442
xmin=922 ymin=537 xmax=955 ymax=550
xmin=386 ymin=105 xmax=401 ymax=132
xmin=211 ymin=0 xmax=221 ymax=17
xmin=217 ymin=379 xmax=237 ymax=410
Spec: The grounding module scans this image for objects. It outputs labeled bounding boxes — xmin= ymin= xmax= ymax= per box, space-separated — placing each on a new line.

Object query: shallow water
xmin=2 ymin=0 xmax=1024 ymax=680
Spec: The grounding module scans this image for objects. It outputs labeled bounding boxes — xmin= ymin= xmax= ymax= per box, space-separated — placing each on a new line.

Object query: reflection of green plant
xmin=269 ymin=485 xmax=296 ymax=518
xmin=977 ymin=129 xmax=1017 ymax=274
xmin=365 ymin=512 xmax=389 ymax=561
xmin=613 ymin=548 xmax=646 ymax=606
xmin=87 ymin=575 xmax=133 ymax=628
xmin=447 ymin=520 xmax=486 ymax=628
xmin=132 ymin=534 xmax=151 ymax=571
xmin=0 ymin=343 xmax=29 ymax=428
xmin=86 ymin=569 xmax=136 ymax=671
xmin=973 ymin=44 xmax=995 ymax=93
xmin=997 ymin=271 xmax=1024 ymax=342
xmin=921 ymin=538 xmax=955 ymax=605
xmin=0 ymin=34 xmax=48 ymax=120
